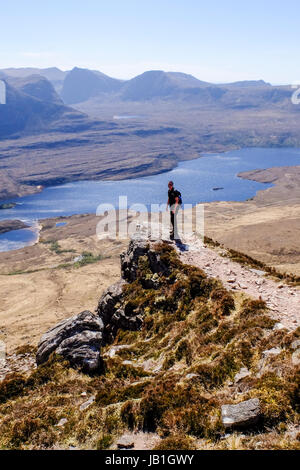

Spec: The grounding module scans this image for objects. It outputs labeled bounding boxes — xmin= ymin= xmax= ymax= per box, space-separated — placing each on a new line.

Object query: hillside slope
xmin=61 ymin=67 xmax=123 ymax=104
xmin=0 ymin=235 xmax=299 ymax=450
xmin=0 ymin=75 xmax=98 ymax=138
xmin=0 ymin=67 xmax=68 ymax=93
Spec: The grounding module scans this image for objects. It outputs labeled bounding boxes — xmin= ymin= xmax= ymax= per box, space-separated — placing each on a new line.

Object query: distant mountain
xmin=61 ymin=67 xmax=123 ymax=104
xmin=60 ymin=68 xmax=287 ymax=107
xmin=220 ymin=84 xmax=292 ymax=109
xmin=4 ymin=67 xmax=288 ymax=108
xmin=6 ymin=74 xmax=63 ymax=105
xmin=1 ymin=67 xmax=66 ymax=80
xmin=0 ymin=75 xmax=98 ymax=138
xmin=0 ymin=67 xmax=68 ymax=93
xmin=0 ymin=66 xmax=295 ymax=140
xmin=224 ymin=80 xmax=272 ymax=88
xmin=120 ymin=70 xmax=212 ymax=101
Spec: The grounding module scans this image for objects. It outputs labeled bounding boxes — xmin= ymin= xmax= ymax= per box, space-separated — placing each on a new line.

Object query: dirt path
xmin=177 ymin=233 xmax=299 ymax=331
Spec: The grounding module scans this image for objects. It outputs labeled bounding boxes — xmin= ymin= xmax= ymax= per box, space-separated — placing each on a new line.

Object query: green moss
xmin=0 ymin=373 xmax=27 ymax=404
xmin=1 ymin=240 xmax=298 ymax=449
xmin=15 ymin=344 xmax=36 ymax=355
xmin=95 ymin=379 xmax=150 ymax=406
xmin=0 ymin=355 xmax=70 ymax=405
xmin=175 ymin=339 xmax=192 ymax=365
xmin=120 ymin=401 xmax=140 ymax=430
xmin=153 ymin=434 xmax=197 ymax=450
xmin=196 ymin=351 xmax=239 ymax=389
xmin=203 ymin=236 xmax=221 ymax=247
xmin=48 ymin=241 xmax=75 ymax=255
xmin=96 ymin=434 xmax=113 ymax=450
xmin=27 ymin=354 xmax=70 ymax=388
xmin=250 ymin=372 xmax=299 ymax=426
xmin=73 ymin=251 xmax=106 ymax=268
xmin=210 ymin=287 xmax=235 ymax=317
xmin=103 ymin=357 xmax=150 ymax=380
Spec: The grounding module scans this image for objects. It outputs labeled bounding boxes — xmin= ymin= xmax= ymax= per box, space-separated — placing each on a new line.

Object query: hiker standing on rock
xmin=166 ymin=181 xmax=181 ymax=240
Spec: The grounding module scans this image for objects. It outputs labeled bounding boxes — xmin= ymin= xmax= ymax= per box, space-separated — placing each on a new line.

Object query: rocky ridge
xmin=36 ymin=236 xmax=170 ymax=372
xmin=0 ymin=233 xmax=299 ymax=449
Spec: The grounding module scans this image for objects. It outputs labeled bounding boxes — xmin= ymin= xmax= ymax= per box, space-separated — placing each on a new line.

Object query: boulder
xmin=96 ymin=279 xmax=127 ymax=326
xmin=221 ymin=398 xmax=261 ymax=429
xmin=96 ymin=278 xmax=143 ymax=343
xmin=36 ymin=311 xmax=103 ymax=373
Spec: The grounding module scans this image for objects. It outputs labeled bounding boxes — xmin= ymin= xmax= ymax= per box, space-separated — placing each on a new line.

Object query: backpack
xmin=174 ymin=190 xmax=183 ymax=206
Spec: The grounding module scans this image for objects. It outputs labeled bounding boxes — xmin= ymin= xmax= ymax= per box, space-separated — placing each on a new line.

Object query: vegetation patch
xmin=0 ymin=242 xmax=298 ymax=450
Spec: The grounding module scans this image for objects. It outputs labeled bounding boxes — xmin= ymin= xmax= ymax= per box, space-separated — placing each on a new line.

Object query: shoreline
xmin=0 ymin=162 xmax=299 ymax=253
xmin=1 ymin=144 xmax=298 ymax=203
xmin=1 ymin=146 xmax=299 ymax=204
xmin=0 ymin=219 xmax=30 ymax=235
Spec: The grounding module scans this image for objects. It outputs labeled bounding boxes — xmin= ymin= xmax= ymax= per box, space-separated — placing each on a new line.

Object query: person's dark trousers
xmin=170 ymin=205 xmax=179 ymax=240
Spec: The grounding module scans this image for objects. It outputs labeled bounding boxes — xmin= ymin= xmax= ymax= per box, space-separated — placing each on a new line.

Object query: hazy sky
xmin=1 ymin=0 xmax=299 ymax=84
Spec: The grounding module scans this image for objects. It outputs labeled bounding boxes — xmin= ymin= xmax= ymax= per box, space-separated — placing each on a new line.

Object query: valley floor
xmin=0 ymin=164 xmax=299 ymax=354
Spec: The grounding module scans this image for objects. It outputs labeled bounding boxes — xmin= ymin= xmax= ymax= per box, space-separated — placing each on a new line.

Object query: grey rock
xmin=185 ymin=373 xmax=199 ymax=380
xmin=122 ymin=360 xmax=134 ymax=366
xmin=96 ymin=278 xmax=143 ymax=343
xmin=292 ymin=349 xmax=300 ymax=366
xmin=291 ymin=340 xmax=300 ymax=350
xmin=120 ymin=238 xmax=169 ymax=282
xmin=221 ymin=398 xmax=261 ymax=429
xmin=104 ymin=344 xmax=132 ymax=359
xmin=120 ymin=239 xmax=150 ymax=282
xmin=234 ymin=368 xmax=250 ymax=383
xmin=262 ymin=348 xmax=282 ymax=358
xmin=96 ymin=279 xmax=127 ymax=326
xmin=55 ymin=418 xmax=68 ymax=427
xmin=36 ymin=311 xmax=103 ymax=373
xmin=250 ymin=269 xmax=266 ymax=276
xmin=273 ymin=323 xmax=286 ymax=331
xmin=80 ymin=395 xmax=95 ymax=411
xmin=238 ymin=283 xmax=248 ymax=289
xmin=56 ymin=330 xmax=103 ymax=373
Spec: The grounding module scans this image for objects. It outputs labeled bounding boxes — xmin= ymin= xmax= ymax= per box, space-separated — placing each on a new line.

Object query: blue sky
xmin=1 ymin=0 xmax=299 ymax=84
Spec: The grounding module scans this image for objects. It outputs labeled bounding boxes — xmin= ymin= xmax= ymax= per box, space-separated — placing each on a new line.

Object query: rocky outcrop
xmin=96 ymin=280 xmax=127 ymax=326
xmin=36 ymin=311 xmax=103 ymax=373
xmin=96 ymin=278 xmax=143 ymax=343
xmin=221 ymin=398 xmax=261 ymax=429
xmin=94 ymin=239 xmax=170 ymax=343
xmin=120 ymin=237 xmax=170 ymax=282
xmin=36 ymin=238 xmax=167 ymax=370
